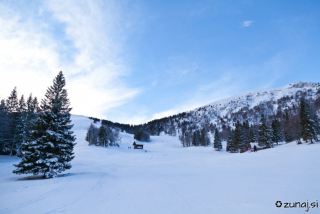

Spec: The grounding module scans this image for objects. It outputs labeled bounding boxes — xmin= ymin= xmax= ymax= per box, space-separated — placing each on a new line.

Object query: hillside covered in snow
xmin=193 ymin=81 xmax=319 ymax=124
xmin=89 ymin=81 xmax=320 ymax=141
xmin=1 ymin=114 xmax=320 ymax=214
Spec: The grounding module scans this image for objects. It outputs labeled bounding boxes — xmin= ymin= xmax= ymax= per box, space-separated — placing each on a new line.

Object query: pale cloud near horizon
xmin=150 ymin=52 xmax=289 ymax=121
xmin=0 ymin=0 xmax=140 ymax=119
xmin=242 ymin=20 xmax=253 ymax=27
xmin=150 ymin=72 xmax=239 ymax=120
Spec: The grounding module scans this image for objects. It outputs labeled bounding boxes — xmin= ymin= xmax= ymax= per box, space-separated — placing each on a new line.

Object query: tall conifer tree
xmin=258 ymin=114 xmax=273 ymax=147
xmin=14 ymin=71 xmax=76 ymax=178
xmin=6 ymin=87 xmax=21 ymax=155
xmin=234 ymin=121 xmax=243 ymax=152
xmin=200 ymin=128 xmax=206 ymax=146
xmin=196 ymin=130 xmax=201 ymax=146
xmin=213 ymin=128 xmax=222 ymax=151
xmin=6 ymin=87 xmax=19 ymax=113
xmin=15 ymin=95 xmax=28 ymax=154
xmin=192 ymin=131 xmax=197 ymax=146
xmin=299 ymin=98 xmax=318 ymax=143
xmin=271 ymin=119 xmax=284 ymax=145
xmin=226 ymin=129 xmax=235 ymax=153
xmin=248 ymin=128 xmax=256 ymax=143
xmin=0 ymin=100 xmax=10 ymax=150
xmin=98 ymin=125 xmax=110 ymax=147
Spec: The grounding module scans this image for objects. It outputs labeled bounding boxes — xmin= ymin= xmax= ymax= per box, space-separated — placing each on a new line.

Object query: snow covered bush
xmin=86 ymin=124 xmax=121 ymax=147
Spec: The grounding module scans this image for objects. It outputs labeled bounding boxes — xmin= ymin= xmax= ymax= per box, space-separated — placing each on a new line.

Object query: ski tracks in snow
xmin=0 ymin=179 xmax=71 ymax=214
xmin=46 ymin=173 xmax=108 ymax=213
xmin=156 ymin=175 xmax=195 ymax=214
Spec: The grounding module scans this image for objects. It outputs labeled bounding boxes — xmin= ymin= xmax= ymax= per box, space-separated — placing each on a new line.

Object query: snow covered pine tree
xmin=213 ymin=128 xmax=222 ymax=151
xmin=258 ymin=114 xmax=273 ymax=148
xmin=299 ymin=98 xmax=318 ymax=143
xmin=226 ymin=129 xmax=235 ymax=153
xmin=13 ymin=71 xmax=76 ymax=178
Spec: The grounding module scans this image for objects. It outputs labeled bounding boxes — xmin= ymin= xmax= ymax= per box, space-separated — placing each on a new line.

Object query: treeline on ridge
xmin=88 ymin=89 xmax=320 ymax=149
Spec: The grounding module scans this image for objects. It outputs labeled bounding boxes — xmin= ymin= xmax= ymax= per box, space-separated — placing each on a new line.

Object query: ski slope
xmin=0 ymin=115 xmax=319 ymax=214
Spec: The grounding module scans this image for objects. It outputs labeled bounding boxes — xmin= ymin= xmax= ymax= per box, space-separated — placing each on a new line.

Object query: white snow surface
xmin=188 ymin=81 xmax=319 ymax=125
xmin=0 ymin=114 xmax=320 ymax=214
xmin=205 ymin=81 xmax=318 ymax=108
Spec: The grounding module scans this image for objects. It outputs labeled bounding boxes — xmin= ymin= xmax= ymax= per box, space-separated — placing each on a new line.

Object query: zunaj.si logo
xmin=275 ymin=200 xmax=318 ymax=212
xmin=275 ymin=201 xmax=282 ymax=208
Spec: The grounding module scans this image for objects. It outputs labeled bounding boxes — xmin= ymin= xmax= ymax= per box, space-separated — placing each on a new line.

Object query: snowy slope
xmin=82 ymin=81 xmax=319 ymax=137
xmin=193 ymin=81 xmax=319 ymax=121
xmin=206 ymin=81 xmax=318 ymax=110
xmin=152 ymin=81 xmax=320 ymax=132
xmin=0 ymin=115 xmax=320 ymax=214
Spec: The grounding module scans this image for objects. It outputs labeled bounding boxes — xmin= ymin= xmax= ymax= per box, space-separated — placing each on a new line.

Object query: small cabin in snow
xmin=250 ymin=142 xmax=269 ymax=151
xmin=133 ymin=141 xmax=143 ymax=149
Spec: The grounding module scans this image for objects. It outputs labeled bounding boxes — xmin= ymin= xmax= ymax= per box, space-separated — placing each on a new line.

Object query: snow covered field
xmin=0 ymin=115 xmax=319 ymax=214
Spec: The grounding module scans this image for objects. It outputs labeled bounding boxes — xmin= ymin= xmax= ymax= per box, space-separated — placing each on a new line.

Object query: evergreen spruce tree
xmin=13 ymin=71 xmax=76 ymax=178
xmin=226 ymin=129 xmax=235 ymax=153
xmin=242 ymin=120 xmax=250 ymax=142
xmin=234 ymin=121 xmax=243 ymax=152
xmin=196 ymin=130 xmax=201 ymax=146
xmin=213 ymin=128 xmax=222 ymax=151
xmin=26 ymin=94 xmax=39 ymax=116
xmin=98 ymin=125 xmax=109 ymax=147
xmin=258 ymin=114 xmax=273 ymax=147
xmin=18 ymin=94 xmax=39 ymax=154
xmin=27 ymin=94 xmax=33 ymax=113
xmin=133 ymin=130 xmax=150 ymax=142
xmin=240 ymin=137 xmax=249 ymax=153
xmin=271 ymin=119 xmax=284 ymax=145
xmin=0 ymin=99 xmax=6 ymax=109
xmin=27 ymin=95 xmax=39 ymax=124
xmin=0 ymin=100 xmax=10 ymax=151
xmin=284 ymin=111 xmax=290 ymax=122
xmin=283 ymin=110 xmax=292 ymax=143
xmin=18 ymin=95 xmax=27 ymax=113
xmin=15 ymin=95 xmax=28 ymax=155
xmin=248 ymin=128 xmax=256 ymax=143
xmin=6 ymin=87 xmax=21 ymax=155
xmin=313 ymin=113 xmax=320 ymax=138
xmin=299 ymin=98 xmax=318 ymax=143
xmin=32 ymin=97 xmax=39 ymax=113
xmin=192 ymin=131 xmax=197 ymax=146
xmin=200 ymin=128 xmax=206 ymax=146
xmin=6 ymin=87 xmax=19 ymax=112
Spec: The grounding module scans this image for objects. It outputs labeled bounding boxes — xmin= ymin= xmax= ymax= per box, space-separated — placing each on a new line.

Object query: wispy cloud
xmin=150 ymin=71 xmax=239 ymax=120
xmin=163 ymin=56 xmax=200 ymax=85
xmin=0 ymin=0 xmax=141 ymax=119
xmin=0 ymin=4 xmax=60 ymax=100
xmin=150 ymin=52 xmax=290 ymax=120
xmin=242 ymin=20 xmax=253 ymax=27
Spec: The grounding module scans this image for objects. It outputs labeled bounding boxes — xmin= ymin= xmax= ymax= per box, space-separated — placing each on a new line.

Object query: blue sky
xmin=0 ymin=0 xmax=319 ymax=124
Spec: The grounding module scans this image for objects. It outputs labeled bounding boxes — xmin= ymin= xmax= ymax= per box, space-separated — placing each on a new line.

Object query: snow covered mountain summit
xmin=89 ymin=81 xmax=320 ymax=138
xmin=192 ymin=81 xmax=319 ymax=124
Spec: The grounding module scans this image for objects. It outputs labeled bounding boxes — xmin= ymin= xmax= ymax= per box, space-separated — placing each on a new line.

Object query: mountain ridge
xmin=89 ymin=81 xmax=320 ymax=140
xmin=195 ymin=81 xmax=319 ymax=112
xmin=188 ymin=81 xmax=319 ymax=123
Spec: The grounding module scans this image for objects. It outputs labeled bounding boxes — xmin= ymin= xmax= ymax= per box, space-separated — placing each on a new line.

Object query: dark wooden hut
xmin=133 ymin=141 xmax=143 ymax=149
